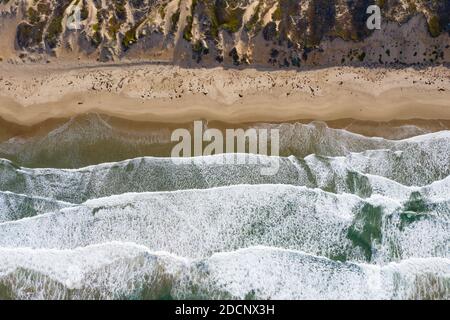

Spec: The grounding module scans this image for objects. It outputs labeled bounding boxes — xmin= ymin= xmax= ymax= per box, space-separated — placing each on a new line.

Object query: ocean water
xmin=0 ymin=116 xmax=448 ymax=300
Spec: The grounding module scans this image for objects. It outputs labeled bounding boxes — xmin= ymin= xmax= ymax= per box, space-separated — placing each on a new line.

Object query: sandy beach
xmin=0 ymin=62 xmax=449 ymax=126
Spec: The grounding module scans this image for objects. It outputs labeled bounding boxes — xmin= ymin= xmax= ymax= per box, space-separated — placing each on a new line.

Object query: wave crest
xmin=0 ymin=244 xmax=448 ymax=300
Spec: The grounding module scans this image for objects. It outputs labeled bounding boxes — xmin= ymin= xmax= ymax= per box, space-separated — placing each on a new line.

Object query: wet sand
xmin=0 ymin=62 xmax=449 ymax=127
xmin=1 ymin=113 xmax=450 ymax=145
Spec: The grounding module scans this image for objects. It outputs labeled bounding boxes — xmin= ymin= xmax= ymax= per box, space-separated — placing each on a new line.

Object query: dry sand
xmin=0 ymin=61 xmax=449 ymax=126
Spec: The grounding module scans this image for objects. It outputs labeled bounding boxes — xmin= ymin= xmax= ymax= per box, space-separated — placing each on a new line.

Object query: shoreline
xmin=1 ymin=112 xmax=449 ymax=144
xmin=0 ymin=63 xmax=449 ymax=126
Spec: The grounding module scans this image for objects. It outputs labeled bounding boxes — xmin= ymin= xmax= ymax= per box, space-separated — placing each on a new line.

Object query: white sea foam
xmin=0 ymin=119 xmax=449 ymax=300
xmin=0 ymin=191 xmax=73 ymax=223
xmin=0 ymin=185 xmax=447 ymax=263
xmin=0 ymin=243 xmax=447 ymax=300
xmin=1 ymin=148 xmax=449 ymax=204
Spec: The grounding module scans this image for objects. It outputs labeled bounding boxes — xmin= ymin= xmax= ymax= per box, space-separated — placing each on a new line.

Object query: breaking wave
xmin=0 ymin=243 xmax=448 ymax=300
xmin=0 ymin=185 xmax=448 ymax=264
xmin=1 ymin=114 xmax=449 ymax=178
xmin=0 ymin=149 xmax=449 ymax=204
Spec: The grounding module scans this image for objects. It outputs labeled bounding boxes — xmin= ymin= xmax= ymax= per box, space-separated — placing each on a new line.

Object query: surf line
xmin=170 ymin=120 xmax=280 ymax=176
